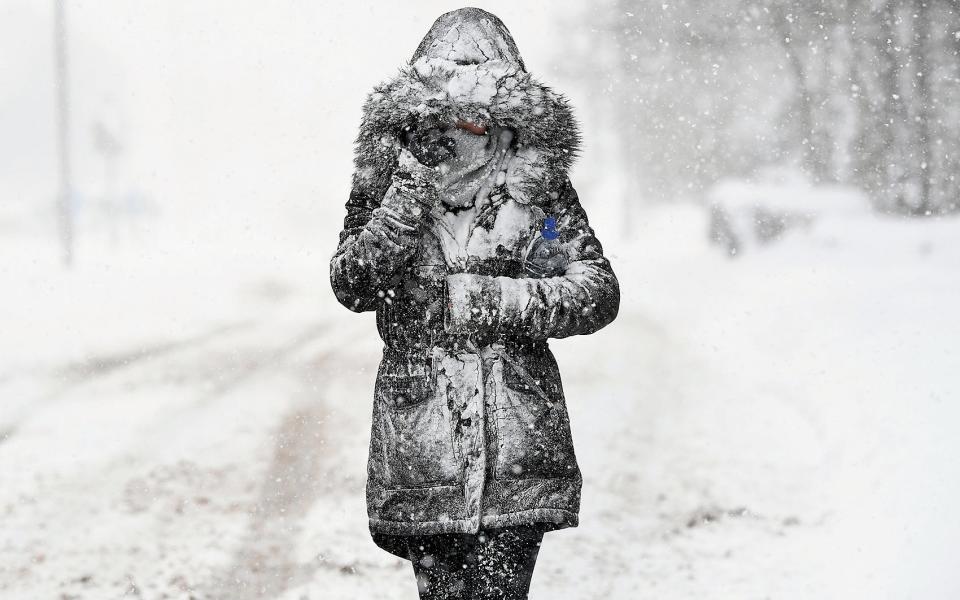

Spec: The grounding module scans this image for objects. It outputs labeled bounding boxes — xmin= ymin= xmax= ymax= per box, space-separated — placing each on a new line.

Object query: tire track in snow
xmin=58 ymin=320 xmax=256 ymax=382
xmin=202 ymin=320 xmax=379 ymax=599
xmin=198 ymin=323 xmax=327 ymax=401
xmin=209 ymin=401 xmax=329 ymax=599
xmin=0 ymin=320 xmax=257 ymax=447
xmin=0 ymin=317 xmax=341 ymax=599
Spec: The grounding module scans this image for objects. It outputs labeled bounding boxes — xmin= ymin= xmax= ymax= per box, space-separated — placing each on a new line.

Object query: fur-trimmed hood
xmin=352 ymin=7 xmax=581 ymax=207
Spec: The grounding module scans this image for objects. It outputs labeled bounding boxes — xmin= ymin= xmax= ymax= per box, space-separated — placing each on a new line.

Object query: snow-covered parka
xmin=329 ymin=7 xmax=619 ymax=558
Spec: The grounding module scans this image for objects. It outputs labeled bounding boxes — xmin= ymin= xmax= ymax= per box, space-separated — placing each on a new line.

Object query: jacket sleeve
xmin=330 ymin=154 xmax=439 ymax=312
xmin=443 ymin=181 xmax=620 ymax=339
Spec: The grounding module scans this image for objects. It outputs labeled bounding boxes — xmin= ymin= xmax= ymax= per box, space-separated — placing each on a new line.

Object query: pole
xmin=54 ymin=0 xmax=74 ymax=266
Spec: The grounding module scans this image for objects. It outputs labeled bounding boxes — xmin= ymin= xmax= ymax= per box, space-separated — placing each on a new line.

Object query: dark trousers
xmin=404 ymin=525 xmax=545 ymax=599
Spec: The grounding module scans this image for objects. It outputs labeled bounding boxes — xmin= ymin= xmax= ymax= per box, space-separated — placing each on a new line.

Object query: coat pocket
xmin=377 ymin=357 xmax=459 ymax=488
xmin=380 ymin=370 xmax=432 ymax=410
xmin=493 ymin=351 xmax=578 ymax=480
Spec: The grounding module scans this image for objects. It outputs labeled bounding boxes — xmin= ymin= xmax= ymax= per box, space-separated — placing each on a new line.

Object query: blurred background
xmin=2 ymin=1 xmax=959 ymax=598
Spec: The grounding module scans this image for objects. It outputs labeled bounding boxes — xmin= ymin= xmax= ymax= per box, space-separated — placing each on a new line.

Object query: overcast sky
xmin=1 ymin=1 xmax=595 ymax=240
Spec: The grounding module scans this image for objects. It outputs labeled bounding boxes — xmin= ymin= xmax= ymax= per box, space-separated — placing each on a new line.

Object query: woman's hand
xmin=403 ymin=125 xmax=456 ymax=167
xmin=397 ymin=147 xmax=439 ymax=180
xmin=387 ymin=149 xmax=442 ymax=216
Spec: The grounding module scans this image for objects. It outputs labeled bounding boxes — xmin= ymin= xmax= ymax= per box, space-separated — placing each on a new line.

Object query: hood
xmin=351 ymin=7 xmax=580 ymax=208
xmin=410 ymin=7 xmax=526 ymax=72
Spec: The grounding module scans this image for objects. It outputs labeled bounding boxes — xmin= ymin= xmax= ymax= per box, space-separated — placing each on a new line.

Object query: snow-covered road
xmin=2 ymin=206 xmax=959 ymax=599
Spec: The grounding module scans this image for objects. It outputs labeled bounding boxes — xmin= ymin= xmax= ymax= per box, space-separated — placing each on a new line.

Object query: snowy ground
xmin=2 ymin=198 xmax=959 ymax=599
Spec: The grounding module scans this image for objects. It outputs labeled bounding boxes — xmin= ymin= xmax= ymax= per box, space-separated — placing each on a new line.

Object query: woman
xmin=330 ymin=7 xmax=619 ymax=598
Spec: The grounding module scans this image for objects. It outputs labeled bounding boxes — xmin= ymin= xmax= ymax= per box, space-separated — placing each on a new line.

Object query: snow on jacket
xmin=329 ymin=7 xmax=620 ymax=558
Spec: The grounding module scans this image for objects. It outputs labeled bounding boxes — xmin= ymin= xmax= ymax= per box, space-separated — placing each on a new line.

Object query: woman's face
xmin=438 ymin=127 xmax=493 ymax=182
xmin=403 ymin=116 xmax=512 ymax=208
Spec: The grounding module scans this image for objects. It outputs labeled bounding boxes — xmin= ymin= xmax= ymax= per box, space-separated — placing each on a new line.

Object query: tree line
xmin=564 ymin=0 xmax=960 ymax=216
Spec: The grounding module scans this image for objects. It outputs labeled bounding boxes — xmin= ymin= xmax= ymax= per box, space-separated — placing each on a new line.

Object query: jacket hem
xmin=368 ymin=507 xmax=578 ymax=536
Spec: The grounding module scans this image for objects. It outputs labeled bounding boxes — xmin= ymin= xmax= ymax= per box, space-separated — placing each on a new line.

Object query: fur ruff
xmin=352 ymin=63 xmax=582 ymax=207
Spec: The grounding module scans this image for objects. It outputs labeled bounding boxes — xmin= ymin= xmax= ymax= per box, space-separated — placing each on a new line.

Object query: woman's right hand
xmin=396 ymin=147 xmax=441 ymax=184
xmin=403 ymin=125 xmax=456 ymax=167
xmin=386 ymin=149 xmax=442 ymax=216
